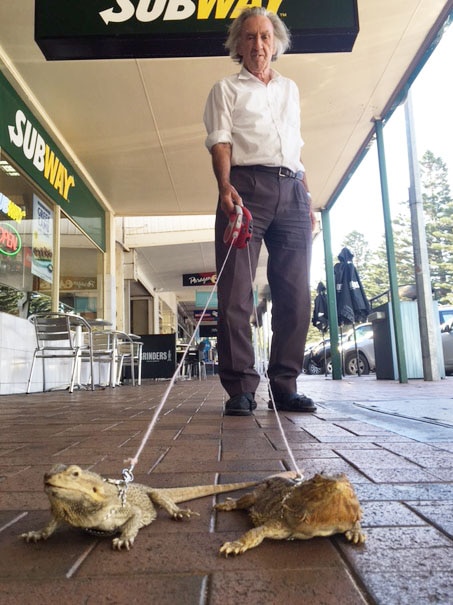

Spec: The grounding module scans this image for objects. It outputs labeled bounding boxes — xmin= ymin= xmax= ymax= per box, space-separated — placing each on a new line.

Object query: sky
xmin=310 ymin=21 xmax=453 ymax=287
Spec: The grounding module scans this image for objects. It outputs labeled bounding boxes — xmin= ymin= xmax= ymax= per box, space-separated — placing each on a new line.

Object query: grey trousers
xmin=215 ymin=166 xmax=313 ymax=398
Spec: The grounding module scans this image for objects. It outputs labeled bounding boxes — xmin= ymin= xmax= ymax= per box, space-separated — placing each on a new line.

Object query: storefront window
xmin=0 ymin=153 xmax=102 ymax=318
xmin=58 ymin=216 xmax=102 ymax=320
xmin=0 ymin=156 xmax=38 ymax=315
xmin=159 ymin=299 xmax=175 ymax=334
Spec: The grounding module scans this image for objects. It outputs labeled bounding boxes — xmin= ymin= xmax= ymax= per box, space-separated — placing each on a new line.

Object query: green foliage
xmin=312 ymin=150 xmax=453 ymax=323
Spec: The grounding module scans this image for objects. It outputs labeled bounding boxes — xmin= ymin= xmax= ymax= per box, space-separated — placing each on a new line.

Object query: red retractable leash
xmin=223 ymin=204 xmax=253 ymax=249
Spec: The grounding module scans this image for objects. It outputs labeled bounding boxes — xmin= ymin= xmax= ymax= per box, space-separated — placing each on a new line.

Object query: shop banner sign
xmin=195 ymin=290 xmax=218 ymax=309
xmin=0 ymin=72 xmax=106 ymax=251
xmin=35 ymin=0 xmax=359 ymax=60
xmin=183 ymin=272 xmax=216 ymax=287
xmin=140 ymin=333 xmax=176 ymax=379
xmin=31 ymin=195 xmax=53 ymax=284
xmin=194 ymin=309 xmax=217 ymax=321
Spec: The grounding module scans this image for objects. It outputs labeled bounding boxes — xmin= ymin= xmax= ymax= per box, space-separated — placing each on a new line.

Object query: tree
xmin=309 ymin=150 xmax=453 ymax=345
xmin=420 ymin=151 xmax=453 ymax=302
xmin=389 ymin=150 xmax=453 ymax=303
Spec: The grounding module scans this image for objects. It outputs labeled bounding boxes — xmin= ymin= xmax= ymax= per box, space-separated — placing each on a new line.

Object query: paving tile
xmin=339 ymin=542 xmax=453 ymax=573
xmin=295 ymin=460 xmax=371 ymax=484
xmin=407 ymin=501 xmax=453 ymax=538
xmin=151 ymin=458 xmax=287 ymax=474
xmin=362 ymin=571 xmax=453 ymax=605
xmin=209 ymin=569 xmax=369 ymax=605
xmin=335 ymin=448 xmax=424 ymax=469
xmin=355 ymin=482 xmax=453 ymax=501
xmin=380 ymin=442 xmax=451 ymax=457
xmin=414 ymin=453 xmax=453 ymax=468
xmin=352 ymin=526 xmax=452 ymax=549
xmin=358 ymin=467 xmax=442 ymax=483
xmin=0 ymin=575 xmax=206 ymax=605
xmin=360 ymin=501 xmax=427 ymax=527
xmin=333 ymin=420 xmax=394 ymax=436
xmin=0 ymin=512 xmax=99 ymax=580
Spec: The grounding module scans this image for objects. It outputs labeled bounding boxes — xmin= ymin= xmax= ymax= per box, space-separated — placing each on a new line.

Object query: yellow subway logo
xmin=8 ymin=109 xmax=75 ymax=202
xmin=100 ymin=0 xmax=284 ymax=24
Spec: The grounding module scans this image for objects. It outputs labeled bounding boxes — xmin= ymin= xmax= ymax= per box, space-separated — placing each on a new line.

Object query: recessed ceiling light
xmin=0 ymin=160 xmax=20 ymax=176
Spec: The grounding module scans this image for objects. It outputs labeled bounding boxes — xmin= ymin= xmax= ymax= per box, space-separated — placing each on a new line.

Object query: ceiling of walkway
xmin=1 ymin=1 xmax=452 ymax=310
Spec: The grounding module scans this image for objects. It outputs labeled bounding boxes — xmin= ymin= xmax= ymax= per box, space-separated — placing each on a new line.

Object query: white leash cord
xmin=247 ymin=246 xmax=303 ymax=478
xmin=125 ymin=240 xmax=236 ymax=477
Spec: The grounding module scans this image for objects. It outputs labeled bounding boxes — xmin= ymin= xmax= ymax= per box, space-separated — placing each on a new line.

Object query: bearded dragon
xmin=215 ymin=473 xmax=366 ymax=555
xmin=20 ymin=464 xmax=257 ymax=550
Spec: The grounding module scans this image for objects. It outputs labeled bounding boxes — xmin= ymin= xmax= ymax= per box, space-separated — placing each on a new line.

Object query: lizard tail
xmin=156 ymin=481 xmax=258 ymax=503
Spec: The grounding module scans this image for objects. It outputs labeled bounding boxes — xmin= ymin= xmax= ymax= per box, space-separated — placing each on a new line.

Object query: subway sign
xmin=35 ymin=0 xmax=359 ymax=60
xmin=0 ymin=72 xmax=106 ymax=251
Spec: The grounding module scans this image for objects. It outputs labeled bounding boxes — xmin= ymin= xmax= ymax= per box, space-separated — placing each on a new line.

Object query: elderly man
xmin=203 ymin=7 xmax=316 ymax=416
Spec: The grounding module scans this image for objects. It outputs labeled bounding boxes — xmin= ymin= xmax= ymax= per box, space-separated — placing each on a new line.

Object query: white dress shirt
xmin=204 ymin=66 xmax=304 ymax=173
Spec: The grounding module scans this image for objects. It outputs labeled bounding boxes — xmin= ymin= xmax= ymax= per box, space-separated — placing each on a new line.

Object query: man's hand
xmin=219 ymin=184 xmax=243 ymax=217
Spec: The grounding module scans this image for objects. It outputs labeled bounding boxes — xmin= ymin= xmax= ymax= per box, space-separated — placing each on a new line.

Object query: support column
xmin=321 ymin=210 xmax=342 ymax=380
xmin=404 ymin=92 xmax=440 ymax=381
xmin=375 ymin=118 xmax=408 ymax=383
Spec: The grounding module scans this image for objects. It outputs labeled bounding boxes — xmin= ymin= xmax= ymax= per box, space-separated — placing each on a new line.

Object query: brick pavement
xmin=1 ymin=375 xmax=452 ymax=604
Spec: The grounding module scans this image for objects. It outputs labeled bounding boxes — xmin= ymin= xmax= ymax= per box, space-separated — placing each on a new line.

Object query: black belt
xmin=234 ymin=165 xmax=303 ymax=180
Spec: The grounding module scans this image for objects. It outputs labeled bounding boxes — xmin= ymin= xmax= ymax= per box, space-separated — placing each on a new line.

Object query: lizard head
xmin=44 ymin=464 xmax=108 ymax=509
xmin=285 ymin=473 xmax=363 ymax=526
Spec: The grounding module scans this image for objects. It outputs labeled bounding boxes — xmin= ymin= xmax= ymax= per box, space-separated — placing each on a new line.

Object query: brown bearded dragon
xmin=215 ymin=473 xmax=366 ymax=556
xmin=20 ymin=464 xmax=258 ymax=550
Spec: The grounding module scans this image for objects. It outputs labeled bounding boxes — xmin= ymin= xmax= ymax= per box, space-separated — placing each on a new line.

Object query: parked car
xmin=305 ymin=305 xmax=453 ymax=376
xmin=439 ymin=305 xmax=453 ymax=330
xmin=304 ymin=323 xmax=375 ymax=375
xmin=303 ymin=337 xmax=331 ymax=375
xmin=342 ymin=323 xmax=375 ymax=375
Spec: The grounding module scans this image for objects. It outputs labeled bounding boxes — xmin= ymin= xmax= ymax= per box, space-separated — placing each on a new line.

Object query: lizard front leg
xmin=220 ymin=522 xmax=291 ymax=556
xmin=21 ymin=517 xmax=60 ymax=543
xmin=112 ymin=505 xmax=145 ymax=550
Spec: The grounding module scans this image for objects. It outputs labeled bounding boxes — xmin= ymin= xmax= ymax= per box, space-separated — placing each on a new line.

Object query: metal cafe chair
xmin=27 ymin=312 xmax=94 ymax=393
xmin=80 ymin=329 xmax=117 ymax=388
xmin=115 ymin=332 xmax=143 ymax=386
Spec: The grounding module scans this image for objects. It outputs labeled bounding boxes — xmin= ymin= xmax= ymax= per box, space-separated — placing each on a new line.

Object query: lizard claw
xmin=172 ymin=508 xmax=200 ymax=520
xmin=112 ymin=536 xmax=134 ymax=550
xmin=219 ymin=540 xmax=247 ymax=556
xmin=344 ymin=529 xmax=366 ymax=544
xmin=21 ymin=531 xmax=45 ymax=543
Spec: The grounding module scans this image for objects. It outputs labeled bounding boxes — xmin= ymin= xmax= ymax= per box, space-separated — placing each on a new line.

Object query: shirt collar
xmin=238 ymin=65 xmax=281 ymax=83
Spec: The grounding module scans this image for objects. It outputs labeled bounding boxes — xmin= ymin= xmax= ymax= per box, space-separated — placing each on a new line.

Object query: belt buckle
xmin=278 ymin=167 xmax=288 ymax=178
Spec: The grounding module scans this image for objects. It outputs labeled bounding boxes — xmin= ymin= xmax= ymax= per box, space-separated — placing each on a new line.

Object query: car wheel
xmin=344 ymin=351 xmax=370 ymax=375
xmin=324 ymin=357 xmax=332 ymax=375
xmin=307 ymin=360 xmax=323 ymax=375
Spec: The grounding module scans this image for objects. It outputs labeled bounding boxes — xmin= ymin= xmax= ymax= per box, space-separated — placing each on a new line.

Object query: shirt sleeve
xmin=203 ymin=80 xmax=234 ymax=152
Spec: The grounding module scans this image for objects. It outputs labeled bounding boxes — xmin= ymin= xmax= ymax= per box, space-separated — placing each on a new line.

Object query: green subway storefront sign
xmin=35 ymin=0 xmax=359 ymax=60
xmin=0 ymin=72 xmax=105 ymax=251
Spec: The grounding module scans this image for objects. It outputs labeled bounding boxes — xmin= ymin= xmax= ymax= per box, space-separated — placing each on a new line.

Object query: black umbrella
xmin=312 ymin=282 xmax=329 ymax=376
xmin=312 ymin=281 xmax=329 ymax=332
xmin=334 ymin=247 xmax=370 ymax=375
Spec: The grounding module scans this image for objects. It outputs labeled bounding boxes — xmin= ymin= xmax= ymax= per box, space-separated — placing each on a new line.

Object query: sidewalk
xmin=1 ymin=374 xmax=452 ymax=604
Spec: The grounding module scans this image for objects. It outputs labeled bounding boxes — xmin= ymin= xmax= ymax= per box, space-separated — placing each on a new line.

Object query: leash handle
xmin=223 ymin=205 xmax=253 ymax=249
